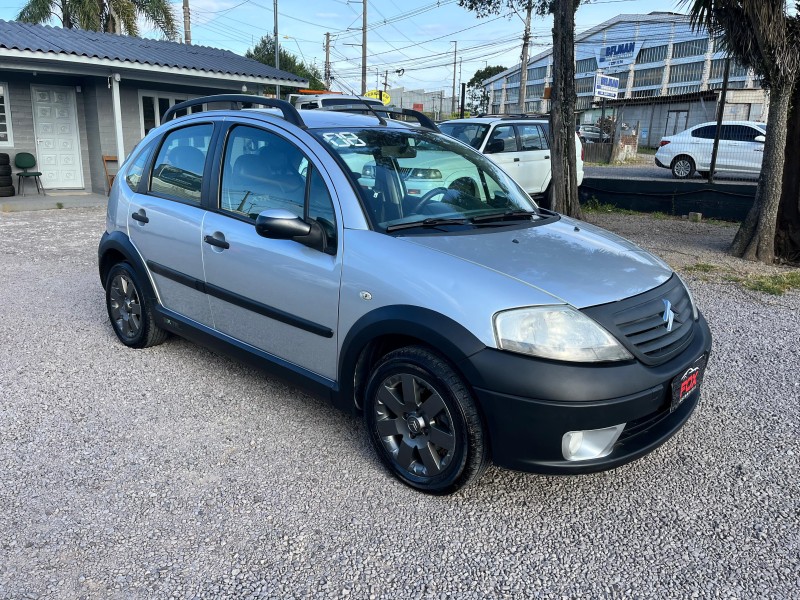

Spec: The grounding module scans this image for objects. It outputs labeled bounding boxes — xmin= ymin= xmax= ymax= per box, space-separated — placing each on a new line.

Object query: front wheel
xmin=105 ymin=262 xmax=168 ymax=348
xmin=671 ymin=156 xmax=695 ymax=179
xmin=364 ymin=346 xmax=489 ymax=494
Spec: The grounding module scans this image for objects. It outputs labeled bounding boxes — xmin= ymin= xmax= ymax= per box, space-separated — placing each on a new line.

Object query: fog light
xmin=561 ymin=424 xmax=625 ymax=461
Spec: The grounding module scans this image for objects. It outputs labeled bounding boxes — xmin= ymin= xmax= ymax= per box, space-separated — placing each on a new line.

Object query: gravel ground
xmin=1 ymin=207 xmax=798 ymax=599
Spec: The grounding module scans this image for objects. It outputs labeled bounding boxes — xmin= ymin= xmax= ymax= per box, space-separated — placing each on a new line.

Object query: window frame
xmin=138 ymin=90 xmax=205 ymax=139
xmin=0 ymin=82 xmax=14 ymax=147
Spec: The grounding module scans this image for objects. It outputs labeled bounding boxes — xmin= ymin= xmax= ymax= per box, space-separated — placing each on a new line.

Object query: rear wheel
xmin=105 ymin=262 xmax=168 ymax=348
xmin=671 ymin=156 xmax=695 ymax=179
xmin=364 ymin=346 xmax=489 ymax=495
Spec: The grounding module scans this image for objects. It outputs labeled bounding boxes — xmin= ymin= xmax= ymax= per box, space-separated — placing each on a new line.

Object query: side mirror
xmin=754 ymin=135 xmax=765 ymax=143
xmin=485 ymin=139 xmax=504 ymax=154
xmin=255 ymin=209 xmax=327 ymax=253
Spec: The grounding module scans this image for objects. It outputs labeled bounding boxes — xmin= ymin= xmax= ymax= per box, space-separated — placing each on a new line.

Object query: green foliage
xmin=743 ymin=272 xmax=800 ymax=295
xmin=246 ymin=35 xmax=325 ymax=94
xmin=466 ymin=65 xmax=505 ymax=112
xmin=17 ymin=0 xmax=178 ymax=38
xmin=684 ymin=262 xmax=718 ymax=273
xmin=457 ymin=0 xmax=555 ymax=18
xmin=467 ymin=65 xmax=506 ymax=88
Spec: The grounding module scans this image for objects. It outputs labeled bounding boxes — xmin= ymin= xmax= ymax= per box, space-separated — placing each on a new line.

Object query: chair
xmin=15 ymin=152 xmax=44 ymax=196
xmin=102 ymin=155 xmax=118 ymax=195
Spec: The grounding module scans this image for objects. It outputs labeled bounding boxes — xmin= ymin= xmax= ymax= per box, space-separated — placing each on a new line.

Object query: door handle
xmin=545 ymin=156 xmax=550 ymax=159
xmin=204 ymin=234 xmax=230 ymax=250
xmin=513 ymin=158 xmax=520 ymax=162
xmin=131 ymin=211 xmax=149 ymax=224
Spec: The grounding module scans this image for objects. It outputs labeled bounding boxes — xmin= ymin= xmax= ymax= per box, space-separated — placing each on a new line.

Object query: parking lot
xmin=1 ymin=206 xmax=798 ymax=598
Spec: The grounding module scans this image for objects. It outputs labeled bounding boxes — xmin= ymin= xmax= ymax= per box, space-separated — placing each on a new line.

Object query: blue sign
xmin=595 ymin=75 xmax=620 ymax=99
xmin=597 ymin=41 xmax=638 ymax=66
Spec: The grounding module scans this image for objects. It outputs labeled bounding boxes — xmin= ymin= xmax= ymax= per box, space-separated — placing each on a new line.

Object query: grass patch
xmin=55 ymin=202 xmax=64 ymax=209
xmin=685 ymin=262 xmax=718 ymax=273
xmin=743 ymin=272 xmax=800 ymax=295
xmin=650 ymin=211 xmax=670 ymax=220
xmin=582 ymin=197 xmax=638 ymax=215
xmin=637 ymin=147 xmax=658 ymax=156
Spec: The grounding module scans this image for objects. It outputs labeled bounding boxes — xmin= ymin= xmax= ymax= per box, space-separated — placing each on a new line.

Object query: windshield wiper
xmin=471 ymin=209 xmax=538 ymax=224
xmin=385 ymin=217 xmax=468 ymax=232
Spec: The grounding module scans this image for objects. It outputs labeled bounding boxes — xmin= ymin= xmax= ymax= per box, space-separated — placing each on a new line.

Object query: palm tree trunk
xmin=730 ymin=84 xmax=792 ymax=262
xmin=775 ymin=75 xmax=800 ymax=263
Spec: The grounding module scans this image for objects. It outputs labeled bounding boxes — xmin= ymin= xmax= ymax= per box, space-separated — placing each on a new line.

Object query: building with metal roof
xmin=0 ymin=19 xmax=306 ymax=195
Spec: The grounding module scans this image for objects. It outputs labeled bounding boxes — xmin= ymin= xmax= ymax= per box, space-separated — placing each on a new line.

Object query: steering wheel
xmin=411 ymin=187 xmax=449 ymax=213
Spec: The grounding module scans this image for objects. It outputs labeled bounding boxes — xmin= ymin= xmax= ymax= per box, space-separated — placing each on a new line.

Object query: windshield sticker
xmin=322 ymin=132 xmax=366 ymax=148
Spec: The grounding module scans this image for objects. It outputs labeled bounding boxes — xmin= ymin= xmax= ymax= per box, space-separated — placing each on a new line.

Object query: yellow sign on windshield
xmin=365 ymin=90 xmax=391 ymax=105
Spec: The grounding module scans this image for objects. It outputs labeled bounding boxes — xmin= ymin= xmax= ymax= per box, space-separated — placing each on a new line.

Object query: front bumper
xmin=461 ymin=314 xmax=712 ymax=474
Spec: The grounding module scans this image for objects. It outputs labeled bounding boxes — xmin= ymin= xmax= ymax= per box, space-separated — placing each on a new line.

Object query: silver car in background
xmin=99 ymin=95 xmax=711 ymax=494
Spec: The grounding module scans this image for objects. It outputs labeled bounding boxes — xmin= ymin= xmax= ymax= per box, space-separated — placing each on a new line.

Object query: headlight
xmin=407 ymin=168 xmax=442 ymax=179
xmin=494 ymin=306 xmax=633 ymax=362
xmin=676 ymin=274 xmax=699 ymax=320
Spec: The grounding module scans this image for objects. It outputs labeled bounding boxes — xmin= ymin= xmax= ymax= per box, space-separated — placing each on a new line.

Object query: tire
xmin=0 ymin=164 xmax=11 ymax=176
xmin=0 ymin=185 xmax=14 ymax=197
xmin=105 ymin=262 xmax=168 ymax=349
xmin=671 ymin=156 xmax=695 ymax=179
xmin=364 ymin=345 xmax=489 ymax=495
xmin=0 ymin=153 xmax=9 ymax=166
xmin=0 ymin=175 xmax=12 ymax=187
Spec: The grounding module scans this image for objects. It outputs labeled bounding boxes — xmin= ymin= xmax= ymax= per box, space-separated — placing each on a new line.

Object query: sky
xmin=0 ymin=0 xmax=687 ymax=93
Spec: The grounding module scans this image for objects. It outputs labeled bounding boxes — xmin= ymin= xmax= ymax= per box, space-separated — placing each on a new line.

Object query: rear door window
xmin=517 ymin=124 xmax=549 ymax=150
xmin=691 ymin=125 xmax=717 ymax=139
xmin=149 ymin=124 xmax=213 ymax=203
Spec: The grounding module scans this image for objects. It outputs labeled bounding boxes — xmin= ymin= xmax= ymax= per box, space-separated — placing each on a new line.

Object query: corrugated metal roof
xmin=0 ymin=19 xmax=306 ymax=83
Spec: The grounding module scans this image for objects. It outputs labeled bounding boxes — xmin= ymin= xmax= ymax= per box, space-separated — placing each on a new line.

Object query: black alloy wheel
xmin=364 ymin=346 xmax=488 ymax=494
xmin=105 ymin=262 xmax=167 ymax=348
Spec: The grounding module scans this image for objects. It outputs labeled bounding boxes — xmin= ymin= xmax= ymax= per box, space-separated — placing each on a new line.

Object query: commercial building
xmin=483 ymin=12 xmax=768 ymax=147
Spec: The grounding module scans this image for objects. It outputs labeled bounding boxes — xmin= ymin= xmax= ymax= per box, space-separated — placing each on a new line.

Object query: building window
xmin=672 ymin=38 xmax=709 ymax=59
xmin=668 ymin=61 xmax=704 ymax=84
xmin=526 ymin=83 xmax=546 ymax=98
xmin=575 ymin=96 xmax=593 ymax=110
xmin=139 ymin=91 xmax=202 ymax=138
xmin=631 ymin=89 xmax=657 ymax=98
xmin=713 ymin=36 xmax=725 ymax=53
xmin=0 ymin=83 xmax=13 ymax=147
xmin=575 ymin=76 xmax=595 ymax=94
xmin=710 ymin=59 xmax=748 ymax=79
xmin=506 ymin=88 xmax=519 ymax=104
xmin=633 ymin=67 xmax=664 ymax=88
xmin=527 ymin=65 xmax=547 ymax=81
xmin=708 ymin=80 xmax=747 ymax=90
xmin=575 ymin=57 xmax=597 ymax=73
xmin=668 ymin=84 xmax=701 ymax=95
xmin=507 ymin=72 xmax=521 ymax=85
xmin=606 ymin=70 xmax=629 ymax=90
xmin=637 ymin=45 xmax=668 ymax=64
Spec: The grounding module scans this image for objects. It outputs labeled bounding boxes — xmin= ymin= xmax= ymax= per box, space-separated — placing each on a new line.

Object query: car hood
xmin=402 ymin=216 xmax=672 ymax=308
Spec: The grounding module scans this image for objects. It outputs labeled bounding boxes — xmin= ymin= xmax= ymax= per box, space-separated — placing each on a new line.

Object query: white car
xmin=655 ymin=121 xmax=767 ymax=179
xmin=439 ymin=117 xmax=584 ymax=204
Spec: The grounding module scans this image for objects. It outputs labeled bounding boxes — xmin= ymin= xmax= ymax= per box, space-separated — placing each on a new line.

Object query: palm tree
xmin=682 ymin=0 xmax=800 ymax=264
xmin=17 ymin=0 xmax=178 ymax=40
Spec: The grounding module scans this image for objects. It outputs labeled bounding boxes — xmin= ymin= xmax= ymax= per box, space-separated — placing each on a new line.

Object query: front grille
xmin=583 ymin=275 xmax=695 ymax=366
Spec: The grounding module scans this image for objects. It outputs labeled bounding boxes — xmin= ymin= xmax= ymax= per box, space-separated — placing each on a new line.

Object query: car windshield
xmin=313 ymin=127 xmax=538 ymax=233
xmin=437 ymin=122 xmax=490 ymax=149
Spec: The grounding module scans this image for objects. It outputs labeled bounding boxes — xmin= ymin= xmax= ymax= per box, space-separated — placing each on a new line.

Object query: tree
xmin=246 ymin=35 xmax=325 ymax=97
xmin=17 ymin=0 xmax=177 ymax=39
xmin=682 ymin=0 xmax=800 ymax=264
xmin=466 ymin=65 xmax=506 ymax=113
xmin=458 ymin=0 xmax=583 ymax=217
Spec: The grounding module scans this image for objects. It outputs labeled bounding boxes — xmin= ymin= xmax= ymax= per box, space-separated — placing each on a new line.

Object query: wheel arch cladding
xmin=98 ymin=231 xmax=155 ymax=301
xmin=336 ymin=305 xmax=488 ymax=413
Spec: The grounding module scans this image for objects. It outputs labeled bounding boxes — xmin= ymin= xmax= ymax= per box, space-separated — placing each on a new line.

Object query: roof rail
xmin=476 ymin=112 xmax=548 ymax=119
xmin=161 ymin=94 xmax=306 ymax=129
xmin=321 ymin=104 xmax=440 ymax=131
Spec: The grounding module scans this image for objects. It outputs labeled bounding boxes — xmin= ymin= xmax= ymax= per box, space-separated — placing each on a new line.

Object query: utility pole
xmin=518 ymin=0 xmax=532 ymax=113
xmin=451 ymin=41 xmax=457 ymax=116
xmin=324 ymin=32 xmax=331 ymax=90
xmin=361 ymin=0 xmax=367 ymax=95
xmin=274 ymin=0 xmax=280 ymax=98
xmin=183 ymin=0 xmax=191 ymax=45
xmin=382 ymin=69 xmax=388 ymax=103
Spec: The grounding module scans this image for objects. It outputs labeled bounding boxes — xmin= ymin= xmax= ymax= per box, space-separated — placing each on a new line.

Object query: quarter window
xmin=691 ymin=125 xmax=718 ymax=139
xmin=125 ymin=140 xmax=155 ymax=191
xmin=0 ymin=83 xmax=13 ymax=147
xmin=150 ymin=124 xmax=213 ymax=203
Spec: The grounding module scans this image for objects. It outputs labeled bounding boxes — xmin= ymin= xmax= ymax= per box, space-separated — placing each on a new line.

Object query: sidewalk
xmin=0 ymin=190 xmax=108 ymax=213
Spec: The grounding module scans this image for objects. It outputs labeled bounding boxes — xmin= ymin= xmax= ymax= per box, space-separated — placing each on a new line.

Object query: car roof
xmin=235 ymin=107 xmax=423 ymax=130
xmin=442 ymin=116 xmax=547 ymax=125
xmin=688 ymin=120 xmax=767 ymax=128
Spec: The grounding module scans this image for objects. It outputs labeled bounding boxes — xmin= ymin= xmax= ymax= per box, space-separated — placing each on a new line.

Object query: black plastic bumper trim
xmin=146 ymin=260 xmax=334 ymax=338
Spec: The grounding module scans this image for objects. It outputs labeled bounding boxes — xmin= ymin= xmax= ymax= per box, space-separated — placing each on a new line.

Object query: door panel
xmin=31 ymin=86 xmax=83 ymax=189
xmin=201 ymin=212 xmax=340 ymax=379
xmin=515 ymin=124 xmax=551 ymax=194
xmin=128 ymin=123 xmax=215 ymax=326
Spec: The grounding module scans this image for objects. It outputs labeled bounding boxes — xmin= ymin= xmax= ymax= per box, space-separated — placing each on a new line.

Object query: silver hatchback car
xmin=99 ymin=95 xmax=711 ymax=494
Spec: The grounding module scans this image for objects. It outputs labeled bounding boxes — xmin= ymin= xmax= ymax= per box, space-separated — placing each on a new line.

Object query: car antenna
xmin=341 ymin=83 xmax=387 ymax=126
